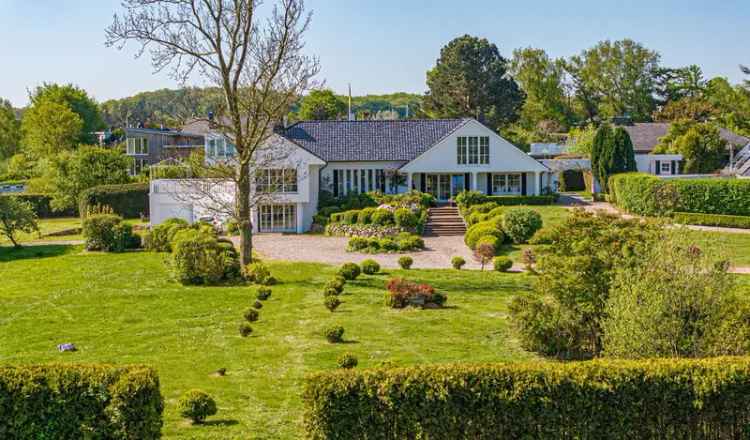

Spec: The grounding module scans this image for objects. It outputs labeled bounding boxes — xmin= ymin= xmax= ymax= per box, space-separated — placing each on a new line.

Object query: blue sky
xmin=2 ymin=0 xmax=749 ymax=107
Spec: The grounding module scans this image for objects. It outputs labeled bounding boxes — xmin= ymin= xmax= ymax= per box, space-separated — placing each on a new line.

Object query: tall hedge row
xmin=0 ymin=364 xmax=163 ymax=439
xmin=79 ymin=183 xmax=149 ymax=218
xmin=1 ymin=193 xmax=77 ymax=218
xmin=304 ymin=358 xmax=750 ymax=439
xmin=609 ymin=173 xmax=750 ymax=216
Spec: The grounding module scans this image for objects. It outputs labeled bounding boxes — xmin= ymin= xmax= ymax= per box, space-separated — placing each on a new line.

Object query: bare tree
xmin=106 ymin=0 xmax=319 ymax=264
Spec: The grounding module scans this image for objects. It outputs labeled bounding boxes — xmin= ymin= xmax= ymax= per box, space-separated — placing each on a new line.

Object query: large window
xmin=256 ymin=169 xmax=298 ymax=193
xmin=126 ymin=137 xmax=149 ymax=155
xmin=206 ymin=137 xmax=236 ymax=159
xmin=457 ymin=136 xmax=489 ymax=165
xmin=259 ymin=204 xmax=296 ymax=232
xmin=492 ymin=173 xmax=522 ymax=194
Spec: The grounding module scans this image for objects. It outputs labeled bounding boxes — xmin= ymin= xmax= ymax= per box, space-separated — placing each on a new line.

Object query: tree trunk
xmin=238 ymin=161 xmax=253 ymax=265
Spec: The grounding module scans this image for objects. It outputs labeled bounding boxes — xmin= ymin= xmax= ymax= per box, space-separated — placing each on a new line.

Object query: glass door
xmin=438 ymin=175 xmax=451 ymax=200
xmin=451 ymin=174 xmax=465 ymax=198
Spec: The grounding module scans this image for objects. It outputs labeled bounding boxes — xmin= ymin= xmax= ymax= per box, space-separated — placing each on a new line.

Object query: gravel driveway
xmin=237 ymin=233 xmax=504 ymax=270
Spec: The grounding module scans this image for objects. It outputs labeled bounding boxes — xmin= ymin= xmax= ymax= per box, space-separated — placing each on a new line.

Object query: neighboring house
xmin=124 ymin=127 xmax=204 ymax=176
xmin=619 ymin=122 xmax=749 ymax=154
xmin=150 ymin=118 xmax=551 ymax=233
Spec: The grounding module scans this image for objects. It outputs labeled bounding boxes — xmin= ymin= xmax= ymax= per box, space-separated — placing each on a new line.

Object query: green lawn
xmin=0 ymin=246 xmax=537 ymax=438
xmin=0 ymin=217 xmax=146 ymax=245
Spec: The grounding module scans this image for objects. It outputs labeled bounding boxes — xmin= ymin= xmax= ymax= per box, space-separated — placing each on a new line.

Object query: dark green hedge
xmin=0 ymin=193 xmax=77 ymax=218
xmin=0 ymin=364 xmax=163 ymax=439
xmin=674 ymin=212 xmax=750 ymax=229
xmin=304 ymin=357 xmax=750 ymax=439
xmin=484 ymin=195 xmax=557 ymax=206
xmin=79 ymin=183 xmax=149 ymax=219
xmin=610 ymin=173 xmax=750 ymax=216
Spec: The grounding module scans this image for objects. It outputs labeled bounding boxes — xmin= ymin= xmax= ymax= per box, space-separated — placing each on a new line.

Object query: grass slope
xmin=0 ymin=246 xmax=536 ymax=438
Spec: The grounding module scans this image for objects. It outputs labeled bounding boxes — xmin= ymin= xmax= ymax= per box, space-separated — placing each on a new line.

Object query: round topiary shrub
xmin=243 ymin=308 xmax=259 ymax=322
xmin=177 ymin=389 xmax=218 ymax=424
xmin=347 ymin=237 xmax=370 ymax=252
xmin=256 ymin=286 xmax=272 ymax=301
xmin=323 ymin=287 xmax=340 ymax=297
xmin=324 ymin=277 xmax=345 ymax=294
xmin=243 ymin=261 xmax=273 ymax=284
xmin=502 ymin=208 xmax=543 ymax=244
xmin=396 ymin=234 xmax=424 ymax=251
xmin=493 ymin=256 xmax=513 ymax=272
xmin=324 ymin=325 xmax=344 ymax=343
xmin=529 ymin=226 xmax=558 ymax=245
xmin=360 ymin=259 xmax=380 ymax=275
xmin=398 ymin=256 xmax=414 ymax=269
xmin=325 ymin=296 xmax=341 ymax=312
xmin=338 ymin=263 xmax=361 ymax=280
xmin=451 ymin=256 xmax=466 ymax=270
xmin=371 ymin=209 xmax=395 ymax=226
xmin=239 ymin=322 xmax=253 ymax=337
xmin=337 ymin=353 xmax=358 ymax=369
xmin=378 ymin=237 xmax=399 ymax=252
xmin=476 ymin=235 xmax=501 ymax=254
xmin=253 ymin=300 xmax=263 ymax=309
xmin=394 ymin=208 xmax=418 ymax=228
xmin=465 ymin=223 xmax=505 ymax=249
xmin=342 ymin=210 xmax=361 ymax=225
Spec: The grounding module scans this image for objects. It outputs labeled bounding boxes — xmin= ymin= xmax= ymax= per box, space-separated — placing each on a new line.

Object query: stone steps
xmin=424 ymin=206 xmax=466 ymax=237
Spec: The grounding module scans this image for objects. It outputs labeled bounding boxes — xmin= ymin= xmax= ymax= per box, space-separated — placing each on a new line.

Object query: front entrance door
xmin=259 ymin=204 xmax=297 ymax=232
xmin=438 ymin=175 xmax=451 ymax=200
xmin=451 ymin=174 xmax=465 ymax=198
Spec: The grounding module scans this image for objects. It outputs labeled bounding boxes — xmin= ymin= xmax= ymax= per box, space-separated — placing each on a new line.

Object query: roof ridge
xmin=290 ymin=118 xmax=468 ymax=124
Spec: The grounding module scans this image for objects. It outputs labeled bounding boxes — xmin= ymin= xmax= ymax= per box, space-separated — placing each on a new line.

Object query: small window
xmin=207 ymin=139 xmax=216 ymax=157
xmin=661 ymin=161 xmax=672 ymax=174
xmin=468 ymin=137 xmax=478 ymax=164
xmin=346 ymin=170 xmax=352 ymax=193
xmin=492 ymin=174 xmax=507 ymax=194
xmin=457 ymin=137 xmax=467 ymax=164
xmin=479 ymin=137 xmax=489 ymax=164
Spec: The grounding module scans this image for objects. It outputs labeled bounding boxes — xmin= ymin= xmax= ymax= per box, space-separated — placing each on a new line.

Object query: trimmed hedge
xmin=0 ymin=364 xmax=163 ymax=439
xmin=2 ymin=193 xmax=76 ymax=218
xmin=610 ymin=173 xmax=750 ymax=216
xmin=304 ymin=357 xmax=750 ymax=439
xmin=80 ymin=183 xmax=149 ymax=219
xmin=673 ymin=212 xmax=750 ymax=229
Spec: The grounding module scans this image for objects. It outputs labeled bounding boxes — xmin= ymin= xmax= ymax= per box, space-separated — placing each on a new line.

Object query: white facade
xmin=149 ymin=118 xmax=554 ymax=233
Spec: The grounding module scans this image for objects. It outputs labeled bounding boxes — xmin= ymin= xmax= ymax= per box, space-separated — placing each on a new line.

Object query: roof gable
xmin=280 ymin=119 xmax=468 ymax=162
xmin=621 ymin=123 xmax=749 ymax=152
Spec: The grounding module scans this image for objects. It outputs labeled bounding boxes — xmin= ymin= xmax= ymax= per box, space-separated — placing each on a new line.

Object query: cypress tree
xmin=591 ymin=124 xmax=613 ymax=193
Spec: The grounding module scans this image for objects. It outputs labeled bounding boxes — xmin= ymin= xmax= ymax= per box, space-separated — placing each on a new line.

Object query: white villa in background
xmin=150 ymin=118 xmax=551 ymax=233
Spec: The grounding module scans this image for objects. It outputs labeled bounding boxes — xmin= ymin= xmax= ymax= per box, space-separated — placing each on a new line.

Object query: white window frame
xmin=457 ymin=137 xmax=468 ymax=164
xmin=660 ymin=161 xmax=672 ymax=174
xmin=126 ymin=137 xmax=149 ymax=155
xmin=130 ymin=158 xmax=148 ymax=176
xmin=479 ymin=136 xmax=489 ymax=164
xmin=493 ymin=173 xmax=522 ymax=195
xmin=259 ymin=204 xmax=297 ymax=232
xmin=256 ymin=168 xmax=298 ymax=193
xmin=468 ymin=137 xmax=479 ymax=164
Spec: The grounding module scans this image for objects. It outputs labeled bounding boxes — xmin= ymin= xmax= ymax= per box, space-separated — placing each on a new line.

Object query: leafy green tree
xmin=703 ymin=77 xmax=750 ymax=136
xmin=509 ymin=210 xmax=662 ymax=359
xmin=602 ymin=234 xmax=747 ymax=358
xmin=424 ymin=35 xmax=524 ymax=128
xmin=0 ymin=195 xmax=38 ymax=248
xmin=567 ymin=125 xmax=597 ymax=157
xmin=510 ymin=48 xmax=572 ymax=130
xmin=32 ymin=146 xmax=131 ymax=211
xmin=298 ymin=90 xmax=346 ymax=120
xmin=653 ymin=121 xmax=727 ymax=173
xmin=590 ymin=125 xmax=636 ymax=193
xmin=565 ymin=39 xmax=660 ymax=122
xmin=28 ymin=83 xmax=105 ymax=143
xmin=0 ymin=99 xmax=21 ymax=159
xmin=21 ymin=101 xmax=83 ymax=158
xmin=652 ymin=96 xmax=718 ymax=122
xmin=654 ymin=65 xmax=706 ymax=105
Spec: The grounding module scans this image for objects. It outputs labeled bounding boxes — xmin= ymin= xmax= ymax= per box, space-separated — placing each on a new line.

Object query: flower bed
xmin=325 ymin=223 xmax=410 ymax=238
xmin=384 ymin=277 xmax=446 ymax=308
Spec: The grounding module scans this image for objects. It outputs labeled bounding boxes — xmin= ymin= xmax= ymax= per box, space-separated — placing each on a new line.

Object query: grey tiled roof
xmin=622 ymin=123 xmax=749 ymax=152
xmin=281 ymin=119 xmax=469 ymax=162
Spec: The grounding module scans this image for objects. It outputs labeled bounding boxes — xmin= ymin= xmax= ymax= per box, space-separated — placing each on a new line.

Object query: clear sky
xmin=2 ymin=0 xmax=749 ymax=107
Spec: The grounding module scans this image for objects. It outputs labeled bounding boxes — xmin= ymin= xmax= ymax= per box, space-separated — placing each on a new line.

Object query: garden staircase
xmin=423 ymin=205 xmax=466 ymax=237
xmin=732 ymin=142 xmax=750 ymax=177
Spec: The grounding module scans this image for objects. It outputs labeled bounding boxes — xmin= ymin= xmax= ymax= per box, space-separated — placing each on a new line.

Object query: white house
xmin=150 ymin=118 xmax=551 ymax=233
